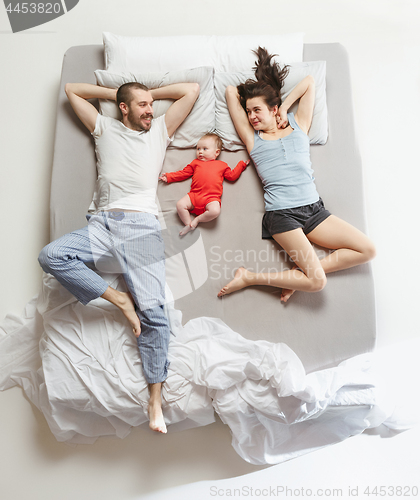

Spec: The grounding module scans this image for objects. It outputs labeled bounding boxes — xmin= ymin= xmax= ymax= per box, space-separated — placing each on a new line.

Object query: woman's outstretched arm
xmin=279 ymin=75 xmax=315 ymax=134
xmin=225 ymin=86 xmax=255 ymax=152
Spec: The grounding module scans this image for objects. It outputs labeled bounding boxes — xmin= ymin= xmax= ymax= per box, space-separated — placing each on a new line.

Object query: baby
xmin=159 ymin=133 xmax=249 ymax=235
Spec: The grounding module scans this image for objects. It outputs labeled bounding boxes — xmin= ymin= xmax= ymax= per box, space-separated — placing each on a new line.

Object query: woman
xmin=218 ymin=47 xmax=375 ymax=301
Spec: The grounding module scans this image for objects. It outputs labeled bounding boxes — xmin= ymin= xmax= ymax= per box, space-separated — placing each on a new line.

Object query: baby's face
xmin=196 ymin=137 xmax=220 ymax=161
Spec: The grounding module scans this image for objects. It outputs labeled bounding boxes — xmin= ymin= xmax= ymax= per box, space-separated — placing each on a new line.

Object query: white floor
xmin=138 ymin=338 xmax=420 ymax=499
xmin=1 ymin=1 xmax=419 ymax=499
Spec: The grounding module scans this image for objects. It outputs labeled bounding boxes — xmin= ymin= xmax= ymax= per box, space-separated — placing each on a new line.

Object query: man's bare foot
xmin=179 ymin=224 xmax=193 ymax=236
xmin=102 ymin=287 xmax=141 ymax=337
xmin=117 ymin=292 xmax=141 ymax=337
xmin=218 ymin=267 xmax=251 ymax=297
xmin=148 ymin=401 xmax=167 ymax=434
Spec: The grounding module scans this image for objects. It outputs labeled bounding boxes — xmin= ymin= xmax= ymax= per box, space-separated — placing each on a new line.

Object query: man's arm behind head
xmin=65 ymin=83 xmax=117 ymax=133
xmin=151 ymin=83 xmax=200 ymax=138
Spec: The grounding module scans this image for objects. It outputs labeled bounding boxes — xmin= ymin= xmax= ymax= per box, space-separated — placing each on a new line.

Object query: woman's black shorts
xmin=262 ymin=198 xmax=331 ymax=239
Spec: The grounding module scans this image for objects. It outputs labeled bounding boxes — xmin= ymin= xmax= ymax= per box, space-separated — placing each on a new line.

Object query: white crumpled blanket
xmin=0 ymin=274 xmax=405 ymax=465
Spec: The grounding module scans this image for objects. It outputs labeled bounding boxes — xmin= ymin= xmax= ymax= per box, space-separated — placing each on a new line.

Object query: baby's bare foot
xmin=218 ymin=267 xmax=250 ymax=297
xmin=179 ymin=224 xmax=193 ymax=236
xmin=189 ymin=218 xmax=199 ymax=230
xmin=148 ymin=402 xmax=167 ymax=434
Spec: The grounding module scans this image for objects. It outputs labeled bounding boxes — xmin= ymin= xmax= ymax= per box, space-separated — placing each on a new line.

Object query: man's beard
xmin=127 ymin=108 xmax=153 ymax=131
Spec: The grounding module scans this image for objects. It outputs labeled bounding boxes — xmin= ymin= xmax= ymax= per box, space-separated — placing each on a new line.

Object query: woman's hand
xmin=276 ymin=106 xmax=288 ymax=129
xmin=159 ymin=173 xmax=168 ymax=182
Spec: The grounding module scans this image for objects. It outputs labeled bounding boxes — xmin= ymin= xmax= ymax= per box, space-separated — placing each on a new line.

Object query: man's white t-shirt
xmin=89 ymin=114 xmax=172 ymax=216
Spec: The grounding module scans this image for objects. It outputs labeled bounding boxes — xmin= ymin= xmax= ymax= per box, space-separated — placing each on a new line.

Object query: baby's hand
xmin=159 ymin=173 xmax=168 ymax=182
xmin=245 ymin=160 xmax=250 ymax=166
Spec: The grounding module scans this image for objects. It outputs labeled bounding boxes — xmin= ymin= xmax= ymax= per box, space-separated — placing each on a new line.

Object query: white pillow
xmin=94 ymin=66 xmax=215 ymax=149
xmin=103 ymin=32 xmax=304 ymax=73
xmin=214 ymin=61 xmax=328 ymax=151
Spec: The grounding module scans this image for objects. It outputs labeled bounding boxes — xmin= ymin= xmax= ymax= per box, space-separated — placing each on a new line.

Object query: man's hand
xmin=151 ymin=83 xmax=200 ymax=138
xmin=65 ymin=83 xmax=117 ymax=133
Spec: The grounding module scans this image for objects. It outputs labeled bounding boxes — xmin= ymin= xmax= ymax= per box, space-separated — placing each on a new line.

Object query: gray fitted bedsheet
xmin=50 ymin=43 xmax=375 ymax=373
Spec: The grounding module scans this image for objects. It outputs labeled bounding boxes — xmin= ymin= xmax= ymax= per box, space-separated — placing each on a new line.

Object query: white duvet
xmin=0 ymin=274 xmax=408 ymax=465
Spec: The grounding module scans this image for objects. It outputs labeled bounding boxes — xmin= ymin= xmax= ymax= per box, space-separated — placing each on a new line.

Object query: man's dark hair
xmin=117 ymin=82 xmax=149 ymax=107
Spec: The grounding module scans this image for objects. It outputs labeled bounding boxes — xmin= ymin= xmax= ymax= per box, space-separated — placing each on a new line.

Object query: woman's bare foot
xmin=148 ymin=401 xmax=167 ymax=434
xmin=280 ymin=288 xmax=295 ymax=303
xmin=280 ymin=264 xmax=301 ymax=303
xmin=218 ymin=267 xmax=251 ymax=297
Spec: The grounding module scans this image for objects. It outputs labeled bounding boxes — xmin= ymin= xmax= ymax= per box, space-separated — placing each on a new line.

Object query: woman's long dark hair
xmin=237 ymin=47 xmax=289 ymax=110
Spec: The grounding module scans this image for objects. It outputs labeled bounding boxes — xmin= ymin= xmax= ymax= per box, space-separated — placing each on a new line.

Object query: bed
xmin=1 ymin=34 xmax=394 ymax=465
xmin=53 ymin=36 xmax=376 ymax=368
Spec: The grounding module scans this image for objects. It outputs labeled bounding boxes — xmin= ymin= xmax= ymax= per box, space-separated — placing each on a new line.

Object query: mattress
xmin=50 ymin=43 xmax=376 ymax=373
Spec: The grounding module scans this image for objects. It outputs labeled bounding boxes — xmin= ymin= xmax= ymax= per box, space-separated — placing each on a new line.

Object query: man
xmin=38 ymin=80 xmax=199 ymax=433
